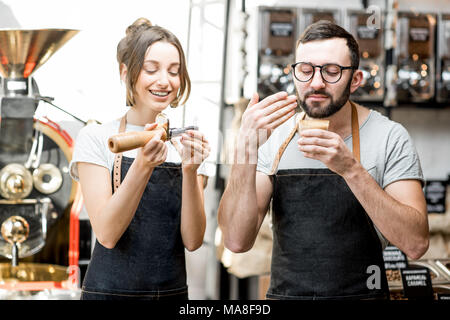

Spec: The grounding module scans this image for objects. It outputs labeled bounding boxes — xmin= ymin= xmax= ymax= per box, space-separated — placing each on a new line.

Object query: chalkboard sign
xmin=425 ymin=180 xmax=447 ymax=214
xmin=383 ymin=246 xmax=408 ymax=270
xmin=437 ymin=294 xmax=450 ymax=300
xmin=400 ymin=268 xmax=434 ymax=300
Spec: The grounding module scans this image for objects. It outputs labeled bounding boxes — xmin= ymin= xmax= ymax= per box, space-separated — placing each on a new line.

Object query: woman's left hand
xmin=172 ymin=130 xmax=211 ymax=172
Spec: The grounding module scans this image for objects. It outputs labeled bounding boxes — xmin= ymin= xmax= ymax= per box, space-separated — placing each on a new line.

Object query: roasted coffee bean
xmin=386 ymin=269 xmax=401 ymax=282
xmin=386 ymin=268 xmax=437 ymax=282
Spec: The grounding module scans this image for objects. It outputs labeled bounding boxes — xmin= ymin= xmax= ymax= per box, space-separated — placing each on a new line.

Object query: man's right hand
xmin=237 ymin=92 xmax=297 ymax=162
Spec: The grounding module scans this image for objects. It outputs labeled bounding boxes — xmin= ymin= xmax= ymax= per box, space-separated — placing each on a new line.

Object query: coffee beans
xmin=386 ymin=269 xmax=401 ymax=282
xmin=386 ymin=268 xmax=437 ymax=283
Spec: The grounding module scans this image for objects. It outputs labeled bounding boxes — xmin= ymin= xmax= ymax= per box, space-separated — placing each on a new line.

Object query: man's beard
xmin=299 ymin=78 xmax=352 ymax=119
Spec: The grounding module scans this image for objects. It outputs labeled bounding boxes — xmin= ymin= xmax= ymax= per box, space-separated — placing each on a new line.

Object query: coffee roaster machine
xmin=257 ymin=7 xmax=297 ymax=100
xmin=257 ymin=7 xmax=341 ymax=100
xmin=396 ymin=12 xmax=436 ymax=103
xmin=347 ymin=10 xmax=385 ymax=102
xmin=256 ymin=5 xmax=450 ymax=107
xmin=0 ymin=29 xmax=84 ymax=299
xmin=437 ymin=13 xmax=450 ymax=103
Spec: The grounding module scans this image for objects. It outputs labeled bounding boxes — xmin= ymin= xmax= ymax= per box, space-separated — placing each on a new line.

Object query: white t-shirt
xmin=257 ymin=109 xmax=424 ymax=188
xmin=256 ymin=109 xmax=425 ymax=250
xmin=69 ymin=119 xmax=213 ymax=182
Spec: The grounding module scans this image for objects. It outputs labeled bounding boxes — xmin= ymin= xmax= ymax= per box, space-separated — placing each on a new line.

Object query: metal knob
xmin=32 ymin=163 xmax=63 ymax=194
xmin=1 ymin=216 xmax=30 ymax=267
xmin=0 ymin=164 xmax=33 ymax=200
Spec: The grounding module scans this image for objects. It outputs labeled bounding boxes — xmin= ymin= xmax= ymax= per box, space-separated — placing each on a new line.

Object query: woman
xmin=69 ymin=18 xmax=210 ymax=300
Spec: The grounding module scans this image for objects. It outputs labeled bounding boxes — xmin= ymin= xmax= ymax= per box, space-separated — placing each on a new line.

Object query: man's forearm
xmin=218 ymin=163 xmax=260 ymax=252
xmin=343 ymin=162 xmax=429 ymax=259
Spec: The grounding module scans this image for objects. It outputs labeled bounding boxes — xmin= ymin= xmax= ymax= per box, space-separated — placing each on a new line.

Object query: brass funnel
xmin=0 ymin=29 xmax=79 ymax=79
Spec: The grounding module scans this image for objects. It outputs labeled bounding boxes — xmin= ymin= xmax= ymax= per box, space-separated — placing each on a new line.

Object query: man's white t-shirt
xmin=256 ymin=109 xmax=425 ymax=250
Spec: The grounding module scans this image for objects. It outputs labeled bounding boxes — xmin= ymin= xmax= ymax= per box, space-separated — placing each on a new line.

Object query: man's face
xmin=294 ymin=38 xmax=356 ymax=118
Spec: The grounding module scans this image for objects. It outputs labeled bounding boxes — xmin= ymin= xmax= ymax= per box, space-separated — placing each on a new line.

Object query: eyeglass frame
xmin=291 ymin=61 xmax=356 ymax=84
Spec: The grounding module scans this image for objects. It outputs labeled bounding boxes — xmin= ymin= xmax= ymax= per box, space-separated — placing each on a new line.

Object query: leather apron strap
xmin=350 ymin=101 xmax=360 ymax=163
xmin=270 ymin=112 xmax=304 ymax=175
xmin=270 ymin=102 xmax=360 ymax=175
xmin=113 ymin=114 xmax=127 ymax=193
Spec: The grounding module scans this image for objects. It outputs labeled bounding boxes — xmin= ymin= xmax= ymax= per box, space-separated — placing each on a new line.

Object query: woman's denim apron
xmin=80 ymin=115 xmax=188 ymax=300
xmin=266 ymin=102 xmax=389 ymax=300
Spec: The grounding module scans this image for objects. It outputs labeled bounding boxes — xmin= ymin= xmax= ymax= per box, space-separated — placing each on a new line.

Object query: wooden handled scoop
xmin=108 ymin=118 xmax=198 ymax=153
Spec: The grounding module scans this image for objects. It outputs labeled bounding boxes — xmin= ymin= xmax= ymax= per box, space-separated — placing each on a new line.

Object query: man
xmin=218 ymin=21 xmax=429 ymax=300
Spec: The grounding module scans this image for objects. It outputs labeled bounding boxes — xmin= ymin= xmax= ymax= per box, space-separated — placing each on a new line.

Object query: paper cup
xmin=297 ymin=119 xmax=330 ymax=135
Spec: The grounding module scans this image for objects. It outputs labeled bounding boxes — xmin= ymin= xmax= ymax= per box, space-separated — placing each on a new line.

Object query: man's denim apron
xmin=266 ymin=102 xmax=389 ymax=300
xmin=80 ymin=115 xmax=188 ymax=300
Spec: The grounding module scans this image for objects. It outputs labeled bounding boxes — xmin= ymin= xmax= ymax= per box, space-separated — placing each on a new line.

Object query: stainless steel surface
xmin=0 ymin=288 xmax=81 ymax=300
xmin=0 ymin=262 xmax=67 ymax=282
xmin=435 ymin=259 xmax=450 ymax=280
xmin=0 ymin=164 xmax=33 ymax=200
xmin=0 ymin=262 xmax=81 ymax=300
xmin=387 ymin=260 xmax=450 ymax=289
xmin=0 ymin=29 xmax=79 ymax=79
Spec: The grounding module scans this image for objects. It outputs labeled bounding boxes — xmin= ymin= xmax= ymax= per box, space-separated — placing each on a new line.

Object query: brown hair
xmin=296 ymin=20 xmax=360 ymax=69
xmin=117 ymin=18 xmax=191 ymax=107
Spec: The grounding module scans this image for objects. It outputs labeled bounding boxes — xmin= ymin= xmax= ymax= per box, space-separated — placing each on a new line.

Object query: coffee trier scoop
xmin=108 ymin=114 xmax=198 ymax=153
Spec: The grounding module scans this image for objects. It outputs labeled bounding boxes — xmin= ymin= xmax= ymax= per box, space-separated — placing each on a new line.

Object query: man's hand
xmin=237 ymin=92 xmax=297 ymax=163
xmin=240 ymin=92 xmax=297 ymax=146
xmin=298 ymin=129 xmax=357 ymax=176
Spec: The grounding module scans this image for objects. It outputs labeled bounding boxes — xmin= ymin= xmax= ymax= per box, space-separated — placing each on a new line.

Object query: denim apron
xmin=266 ymin=102 xmax=389 ymax=300
xmin=80 ymin=115 xmax=188 ymax=300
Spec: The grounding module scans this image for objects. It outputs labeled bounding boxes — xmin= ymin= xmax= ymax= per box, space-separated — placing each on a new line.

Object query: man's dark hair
xmin=296 ymin=20 xmax=360 ymax=69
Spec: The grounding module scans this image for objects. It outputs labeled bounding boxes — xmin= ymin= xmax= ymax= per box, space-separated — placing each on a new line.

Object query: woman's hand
xmin=136 ymin=123 xmax=168 ymax=168
xmin=172 ymin=130 xmax=211 ymax=172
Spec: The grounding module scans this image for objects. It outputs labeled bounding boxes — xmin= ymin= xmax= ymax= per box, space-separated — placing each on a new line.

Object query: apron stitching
xmin=82 ymin=288 xmax=188 ymax=297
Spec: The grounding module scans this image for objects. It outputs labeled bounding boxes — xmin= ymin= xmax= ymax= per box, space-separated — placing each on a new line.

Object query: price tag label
xmin=425 ymin=180 xmax=446 ymax=214
xmin=400 ymin=268 xmax=434 ymax=300
xmin=270 ymin=22 xmax=293 ymax=37
xmin=437 ymin=294 xmax=450 ymax=301
xmin=357 ymin=26 xmax=379 ymax=39
xmin=383 ymin=246 xmax=408 ymax=270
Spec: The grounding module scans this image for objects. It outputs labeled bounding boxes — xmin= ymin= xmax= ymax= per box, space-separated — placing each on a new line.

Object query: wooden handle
xmin=108 ymin=128 xmax=167 ymax=153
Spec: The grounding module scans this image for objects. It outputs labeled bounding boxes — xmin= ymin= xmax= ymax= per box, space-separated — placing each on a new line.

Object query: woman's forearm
xmin=180 ymin=168 xmax=206 ymax=251
xmin=82 ymin=160 xmax=154 ymax=249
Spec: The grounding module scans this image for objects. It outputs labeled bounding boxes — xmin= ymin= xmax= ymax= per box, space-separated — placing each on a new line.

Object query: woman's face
xmin=134 ymin=41 xmax=181 ymax=112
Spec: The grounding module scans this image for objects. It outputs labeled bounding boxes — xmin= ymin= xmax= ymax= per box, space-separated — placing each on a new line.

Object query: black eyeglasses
xmin=291 ymin=62 xmax=355 ymax=84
